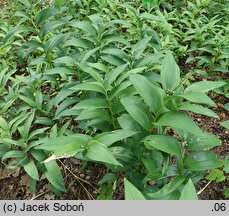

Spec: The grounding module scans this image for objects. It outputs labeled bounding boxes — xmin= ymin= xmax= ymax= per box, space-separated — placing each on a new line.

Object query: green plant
xmin=0 ymin=0 xmax=228 ymax=199
xmin=205 ymin=156 xmax=229 ymax=198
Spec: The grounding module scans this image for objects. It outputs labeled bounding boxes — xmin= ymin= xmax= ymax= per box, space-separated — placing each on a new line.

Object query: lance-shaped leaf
xmin=185 ymin=132 xmax=221 ymax=151
xmin=86 ymin=141 xmax=122 ymax=166
xmin=76 ymin=109 xmax=112 ymax=123
xmin=35 ymin=7 xmax=58 ymax=27
xmin=220 ymin=120 xmax=229 ymax=129
xmin=121 ymin=96 xmax=153 ymax=131
xmin=144 ymin=135 xmax=182 ymax=156
xmin=45 ymin=34 xmax=67 ymax=53
xmin=105 ymin=64 xmax=128 ymax=85
xmin=130 ymin=74 xmax=165 ymax=115
xmin=24 ymin=161 xmax=39 ymax=180
xmin=161 ymin=51 xmax=180 ymax=91
xmin=63 ymin=38 xmax=94 ymax=49
xmin=101 ymin=47 xmax=130 ymax=63
xmin=185 ymin=81 xmax=226 ymax=93
xmin=117 ymin=67 xmax=147 ymax=84
xmin=178 ymin=92 xmax=216 ymax=107
xmin=35 ymin=134 xmax=91 ymax=151
xmin=179 ymin=179 xmax=198 ymax=200
xmin=70 ymin=21 xmax=97 ymax=36
xmin=40 ymin=21 xmax=65 ymax=37
xmin=156 ymin=111 xmax=204 ymax=136
xmin=73 ymin=98 xmax=108 ymax=110
xmin=70 ymin=82 xmax=105 ymax=94
xmin=124 ymin=178 xmax=146 ymax=200
xmin=45 ymin=160 xmax=66 ymax=192
xmin=94 ymin=130 xmax=138 ymax=147
xmin=178 ymin=103 xmax=219 ymax=118
xmin=224 ymin=156 xmax=229 ymax=173
xmin=77 ymin=63 xmax=103 ymax=83
xmin=103 ymin=34 xmax=130 ymax=47
xmin=45 ymin=67 xmax=74 ymax=76
xmin=148 ymin=176 xmax=186 ymax=198
xmin=132 ymin=35 xmax=152 ymax=59
xmin=184 ymin=151 xmax=221 ymax=171
xmin=4 ymin=25 xmax=35 ymax=43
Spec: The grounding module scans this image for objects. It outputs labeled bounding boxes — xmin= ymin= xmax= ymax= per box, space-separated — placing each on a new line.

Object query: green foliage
xmin=0 ymin=0 xmax=228 ymax=199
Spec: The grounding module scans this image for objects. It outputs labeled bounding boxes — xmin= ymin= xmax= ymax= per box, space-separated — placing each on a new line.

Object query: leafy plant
xmin=0 ymin=0 xmax=228 ymax=199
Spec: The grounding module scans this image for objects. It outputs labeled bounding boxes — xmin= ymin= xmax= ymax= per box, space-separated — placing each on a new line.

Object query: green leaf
xmin=132 ymin=35 xmax=152 ymax=59
xmin=28 ymin=127 xmax=49 ymax=141
xmin=220 ymin=120 xmax=229 ymax=129
xmin=73 ymin=98 xmax=108 ymax=110
xmin=45 ymin=160 xmax=66 ymax=192
xmin=124 ymin=178 xmax=146 ymax=200
xmin=105 ymin=64 xmax=128 ymax=85
xmin=225 ymin=187 xmax=229 ymax=198
xmin=18 ymin=95 xmax=37 ymax=108
xmin=130 ymin=74 xmax=165 ymax=115
xmin=121 ymin=96 xmax=153 ymax=131
xmin=185 ymin=133 xmax=221 ymax=151
xmin=4 ymin=25 xmax=35 ymax=43
xmin=184 ymin=151 xmax=221 ymax=171
xmin=76 ymin=109 xmax=112 ymax=122
xmin=156 ymin=111 xmax=204 ymax=136
xmin=134 ymin=52 xmax=164 ymax=67
xmin=77 ymin=63 xmax=103 ymax=83
xmin=45 ymin=34 xmax=66 ymax=53
xmin=148 ymin=176 xmax=186 ymax=198
xmin=24 ymin=161 xmax=39 ymax=180
xmin=185 ymin=81 xmax=226 ymax=93
xmin=161 ymin=51 xmax=180 ymax=91
xmin=224 ymin=103 xmax=229 ymax=111
xmin=224 ymin=156 xmax=229 ymax=173
xmin=179 ymin=179 xmax=198 ymax=200
xmin=18 ymin=0 xmax=31 ymax=7
xmin=35 ymin=134 xmax=91 ymax=151
xmin=103 ymin=34 xmax=130 ymax=47
xmin=118 ymin=114 xmax=142 ymax=133
xmin=139 ymin=12 xmax=166 ymax=22
xmin=2 ymin=150 xmax=25 ymax=162
xmin=0 ymin=116 xmax=9 ymax=130
xmin=63 ymin=38 xmax=94 ymax=49
xmin=98 ymin=173 xmax=116 ymax=185
xmin=14 ymin=10 xmax=30 ymax=19
xmin=53 ymin=56 xmax=76 ymax=66
xmin=117 ymin=67 xmax=147 ymax=85
xmin=109 ymin=81 xmax=132 ymax=100
xmin=80 ymin=47 xmax=99 ymax=63
xmin=206 ymin=169 xmax=226 ymax=183
xmin=35 ymin=7 xmax=58 ymax=27
xmin=52 ymin=86 xmax=76 ymax=105
xmin=40 ymin=21 xmax=65 ymax=37
xmin=178 ymin=92 xmax=216 ymax=107
xmin=94 ymin=130 xmax=138 ymax=147
xmin=178 ymin=103 xmax=219 ymax=118
xmin=101 ymin=54 xmax=126 ymax=66
xmin=45 ymin=67 xmax=73 ymax=76
xmin=101 ymin=47 xmax=130 ymax=63
xmin=70 ymin=21 xmax=97 ymax=36
xmin=86 ymin=141 xmax=122 ymax=166
xmin=144 ymin=135 xmax=182 ymax=156
xmin=24 ymin=111 xmax=35 ymax=139
xmin=54 ymin=142 xmax=84 ymax=157
xmin=70 ymin=82 xmax=105 ymax=94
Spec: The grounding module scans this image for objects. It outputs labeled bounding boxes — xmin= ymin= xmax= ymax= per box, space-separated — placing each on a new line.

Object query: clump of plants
xmin=0 ymin=0 xmax=228 ymax=199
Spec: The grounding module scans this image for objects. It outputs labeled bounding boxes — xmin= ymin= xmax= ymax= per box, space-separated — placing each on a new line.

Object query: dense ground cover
xmin=0 ymin=0 xmax=228 ymax=200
